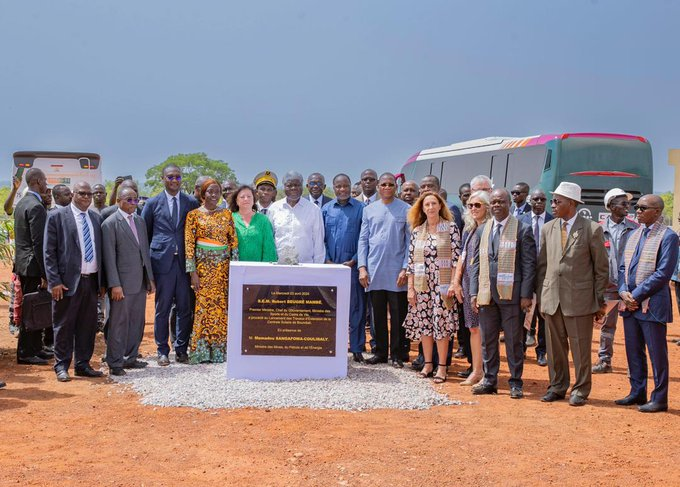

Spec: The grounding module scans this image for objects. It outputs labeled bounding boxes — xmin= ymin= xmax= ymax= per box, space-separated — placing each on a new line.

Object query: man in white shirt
xmin=268 ymin=171 xmax=325 ymax=264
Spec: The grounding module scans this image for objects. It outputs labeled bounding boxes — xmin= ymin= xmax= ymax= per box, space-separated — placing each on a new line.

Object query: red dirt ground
xmin=1 ymin=265 xmax=679 ymax=486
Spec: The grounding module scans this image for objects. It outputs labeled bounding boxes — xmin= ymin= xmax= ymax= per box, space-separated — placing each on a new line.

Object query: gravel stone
xmin=111 ymin=355 xmax=461 ymax=411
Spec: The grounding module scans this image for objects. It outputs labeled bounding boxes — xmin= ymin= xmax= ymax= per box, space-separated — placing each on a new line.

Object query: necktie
xmin=533 ymin=215 xmax=540 ymax=254
xmin=261 ymin=208 xmax=267 ymax=215
xmin=171 ymin=196 xmax=178 ymax=228
xmin=492 ymin=222 xmax=502 ymax=255
xmin=315 ymin=200 xmax=320 ymax=206
xmin=128 ymin=214 xmax=139 ymax=244
xmin=81 ymin=212 xmax=94 ymax=263
xmin=561 ymin=221 xmax=568 ymax=250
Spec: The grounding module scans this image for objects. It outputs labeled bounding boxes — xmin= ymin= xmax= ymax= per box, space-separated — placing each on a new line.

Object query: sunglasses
xmin=510 ymin=191 xmax=525 ymax=195
xmin=531 ymin=197 xmax=547 ymax=202
xmin=123 ymin=198 xmax=139 ymax=204
xmin=76 ymin=191 xmax=93 ymax=197
xmin=380 ymin=182 xmax=396 ymax=187
xmin=165 ymin=175 xmax=182 ymax=181
xmin=467 ymin=202 xmax=484 ymax=209
xmin=634 ymin=205 xmax=658 ymax=212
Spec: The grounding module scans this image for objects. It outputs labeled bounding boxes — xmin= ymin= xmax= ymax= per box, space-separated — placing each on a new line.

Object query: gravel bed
xmin=110 ymin=355 xmax=461 ymax=411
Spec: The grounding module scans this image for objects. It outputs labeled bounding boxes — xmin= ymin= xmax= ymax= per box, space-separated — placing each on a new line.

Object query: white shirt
xmin=309 ymin=195 xmax=324 ymax=207
xmin=562 ymin=213 xmax=578 ymax=236
xmin=492 ymin=215 xmax=510 ymax=237
xmin=70 ymin=203 xmax=98 ymax=274
xmin=267 ymin=197 xmax=325 ymax=264
xmin=164 ymin=190 xmax=180 ymax=225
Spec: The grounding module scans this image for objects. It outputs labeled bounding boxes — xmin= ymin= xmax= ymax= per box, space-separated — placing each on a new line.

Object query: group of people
xmin=2 ymin=164 xmax=677 ymax=414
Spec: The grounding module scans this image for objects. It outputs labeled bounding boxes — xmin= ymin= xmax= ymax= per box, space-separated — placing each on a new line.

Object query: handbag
xmin=22 ymin=290 xmax=53 ymax=331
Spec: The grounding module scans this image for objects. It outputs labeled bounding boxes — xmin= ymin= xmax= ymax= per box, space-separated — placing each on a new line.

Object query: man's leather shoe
xmin=37 ymin=349 xmax=54 ymax=359
xmin=569 ymin=395 xmax=587 ymax=407
xmin=525 ymin=334 xmax=536 ymax=347
xmin=109 ymin=367 xmax=126 ymax=376
xmin=592 ymin=361 xmax=612 ymax=374
xmin=472 ymin=382 xmax=497 ymax=395
xmin=638 ymin=401 xmax=668 ymax=413
xmin=352 ymin=352 xmax=365 ymax=363
xmin=614 ymin=394 xmax=647 ymax=406
xmin=456 ymin=366 xmax=472 ymax=378
xmin=365 ymin=355 xmax=387 ymax=365
xmin=157 ymin=355 xmax=170 ymax=366
xmin=411 ymin=359 xmax=424 ymax=371
xmin=75 ymin=367 xmax=104 ymax=378
xmin=541 ymin=391 xmax=565 ymax=402
xmin=537 ymin=353 xmax=548 ymax=367
xmin=453 ymin=347 xmax=465 ymax=359
xmin=18 ymin=356 xmax=49 ymax=366
xmin=391 ymin=358 xmax=404 ymax=368
xmin=0 ymin=380 xmax=6 ymax=389
xmin=124 ymin=360 xmax=148 ymax=369
xmin=510 ymin=387 xmax=524 ymax=399
xmin=56 ymin=370 xmax=71 ymax=382
xmin=175 ymin=352 xmax=189 ymax=364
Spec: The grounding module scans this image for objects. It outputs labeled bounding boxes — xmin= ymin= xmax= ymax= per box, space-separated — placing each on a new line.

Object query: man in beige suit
xmin=537 ymin=182 xmax=608 ymax=406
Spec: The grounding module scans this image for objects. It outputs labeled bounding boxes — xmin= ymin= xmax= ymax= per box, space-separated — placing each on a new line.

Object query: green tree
xmin=660 ymin=191 xmax=674 ymax=224
xmin=144 ymin=153 xmax=238 ymax=196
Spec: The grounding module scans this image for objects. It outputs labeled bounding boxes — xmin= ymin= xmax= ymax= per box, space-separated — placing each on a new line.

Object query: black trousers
xmin=370 ymin=290 xmax=409 ymax=360
xmin=17 ymin=275 xmax=43 ymax=359
xmin=52 ymin=274 xmax=99 ymax=372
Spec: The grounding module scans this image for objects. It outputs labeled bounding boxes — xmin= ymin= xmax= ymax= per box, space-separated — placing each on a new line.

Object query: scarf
xmin=413 ymin=219 xmax=454 ymax=309
xmin=622 ymin=220 xmax=666 ymax=313
xmin=477 ymin=215 xmax=519 ymax=305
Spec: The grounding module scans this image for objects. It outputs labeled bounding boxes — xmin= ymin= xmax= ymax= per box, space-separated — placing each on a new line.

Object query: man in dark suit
xmin=306 ymin=173 xmax=332 ymax=208
xmin=44 ymin=181 xmax=105 ymax=382
xmin=518 ymin=188 xmax=553 ymax=366
xmin=616 ymin=194 xmax=678 ymax=413
xmin=469 ymin=188 xmax=536 ymax=398
xmin=14 ymin=168 xmax=50 ymax=365
xmin=141 ymin=164 xmax=199 ymax=366
xmin=102 ymin=187 xmax=155 ymax=376
xmin=510 ymin=182 xmax=531 ymax=217
xmin=537 ymin=182 xmax=609 ymax=406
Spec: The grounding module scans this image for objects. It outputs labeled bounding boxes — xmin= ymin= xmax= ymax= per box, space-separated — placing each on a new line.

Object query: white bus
xmin=12 ymin=151 xmax=102 ymax=205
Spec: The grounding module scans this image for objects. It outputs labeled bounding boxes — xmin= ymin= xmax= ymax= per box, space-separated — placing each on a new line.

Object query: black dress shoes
xmin=537 ymin=353 xmax=547 ymax=367
xmin=0 ymin=379 xmax=6 ymax=389
xmin=124 ymin=360 xmax=148 ymax=369
xmin=569 ymin=395 xmax=587 ymax=407
xmin=411 ymin=356 xmax=424 ymax=371
xmin=638 ymin=401 xmax=668 ymax=413
xmin=175 ymin=352 xmax=189 ymax=364
xmin=157 ymin=355 xmax=170 ymax=366
xmin=614 ymin=394 xmax=647 ymax=406
xmin=453 ymin=347 xmax=465 ymax=359
xmin=109 ymin=367 xmax=126 ymax=376
xmin=391 ymin=358 xmax=404 ymax=368
xmin=456 ymin=366 xmax=472 ymax=378
xmin=75 ymin=366 xmax=104 ymax=378
xmin=37 ymin=349 xmax=54 ymax=359
xmin=352 ymin=352 xmax=365 ymax=363
xmin=510 ymin=387 xmax=524 ymax=399
xmin=472 ymin=382 xmax=497 ymax=395
xmin=18 ymin=356 xmax=49 ymax=365
xmin=365 ymin=355 xmax=387 ymax=365
xmin=541 ymin=391 xmax=565 ymax=402
xmin=56 ymin=370 xmax=71 ymax=382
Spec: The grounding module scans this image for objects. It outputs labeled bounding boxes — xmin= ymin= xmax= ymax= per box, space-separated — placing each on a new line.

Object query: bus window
xmin=505 ymin=146 xmax=548 ymax=191
xmin=544 ymin=149 xmax=552 ymax=171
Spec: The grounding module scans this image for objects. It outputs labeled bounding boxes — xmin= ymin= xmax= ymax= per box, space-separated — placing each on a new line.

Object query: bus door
xmin=490 ymin=153 xmax=508 ymax=188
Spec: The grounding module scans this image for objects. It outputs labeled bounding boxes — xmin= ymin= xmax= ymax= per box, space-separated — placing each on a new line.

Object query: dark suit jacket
xmin=537 ymin=215 xmax=609 ymax=316
xmin=44 ymin=206 xmax=104 ymax=296
xmin=469 ymin=217 xmax=537 ymax=304
xmin=511 ymin=201 xmax=531 ymax=216
xmin=141 ymin=191 xmax=199 ymax=276
xmin=618 ymin=227 xmax=679 ymax=323
xmin=14 ymin=192 xmax=47 ymax=278
xmin=102 ymin=210 xmax=153 ymax=295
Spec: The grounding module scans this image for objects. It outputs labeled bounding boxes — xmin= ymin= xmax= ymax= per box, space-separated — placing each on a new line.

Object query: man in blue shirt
xmin=358 ymin=173 xmax=411 ymax=367
xmin=322 ymin=174 xmax=365 ymax=362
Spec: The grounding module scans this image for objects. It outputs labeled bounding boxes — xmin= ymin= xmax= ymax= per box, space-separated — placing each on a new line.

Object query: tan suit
xmin=537 ymin=215 xmax=608 ymax=398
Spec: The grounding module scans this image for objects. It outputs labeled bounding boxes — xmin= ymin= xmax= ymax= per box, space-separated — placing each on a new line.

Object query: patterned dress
xmin=461 ymin=230 xmax=480 ymax=329
xmin=403 ymin=221 xmax=461 ymax=340
xmin=185 ymin=208 xmax=239 ymax=364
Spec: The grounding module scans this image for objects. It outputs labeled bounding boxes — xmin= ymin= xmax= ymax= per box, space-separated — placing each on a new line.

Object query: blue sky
xmin=1 ymin=0 xmax=678 ymax=192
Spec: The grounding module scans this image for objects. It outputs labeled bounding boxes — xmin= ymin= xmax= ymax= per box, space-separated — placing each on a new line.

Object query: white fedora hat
xmin=551 ymin=181 xmax=583 ymax=204
xmin=603 ymin=187 xmax=633 ymax=210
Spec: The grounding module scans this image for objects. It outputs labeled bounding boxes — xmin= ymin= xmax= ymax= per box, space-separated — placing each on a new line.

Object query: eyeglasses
xmin=550 ymin=198 xmax=563 ymax=205
xmin=361 ymin=177 xmax=376 ymax=182
xmin=531 ymin=197 xmax=547 ymax=202
xmin=123 ymin=198 xmax=139 ymax=204
xmin=165 ymin=175 xmax=182 ymax=181
xmin=307 ymin=181 xmax=323 ymax=187
xmin=75 ymin=191 xmax=93 ymax=197
xmin=634 ymin=205 xmax=658 ymax=212
xmin=511 ymin=191 xmax=525 ymax=195
xmin=467 ymin=202 xmax=483 ymax=209
xmin=379 ymin=182 xmax=395 ymax=187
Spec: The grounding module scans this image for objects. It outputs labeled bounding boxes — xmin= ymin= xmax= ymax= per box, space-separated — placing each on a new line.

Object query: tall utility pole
xmin=669 ymin=149 xmax=680 ymax=231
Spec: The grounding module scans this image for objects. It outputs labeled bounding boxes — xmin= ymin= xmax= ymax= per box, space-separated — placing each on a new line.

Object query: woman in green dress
xmin=230 ymin=185 xmax=278 ymax=262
